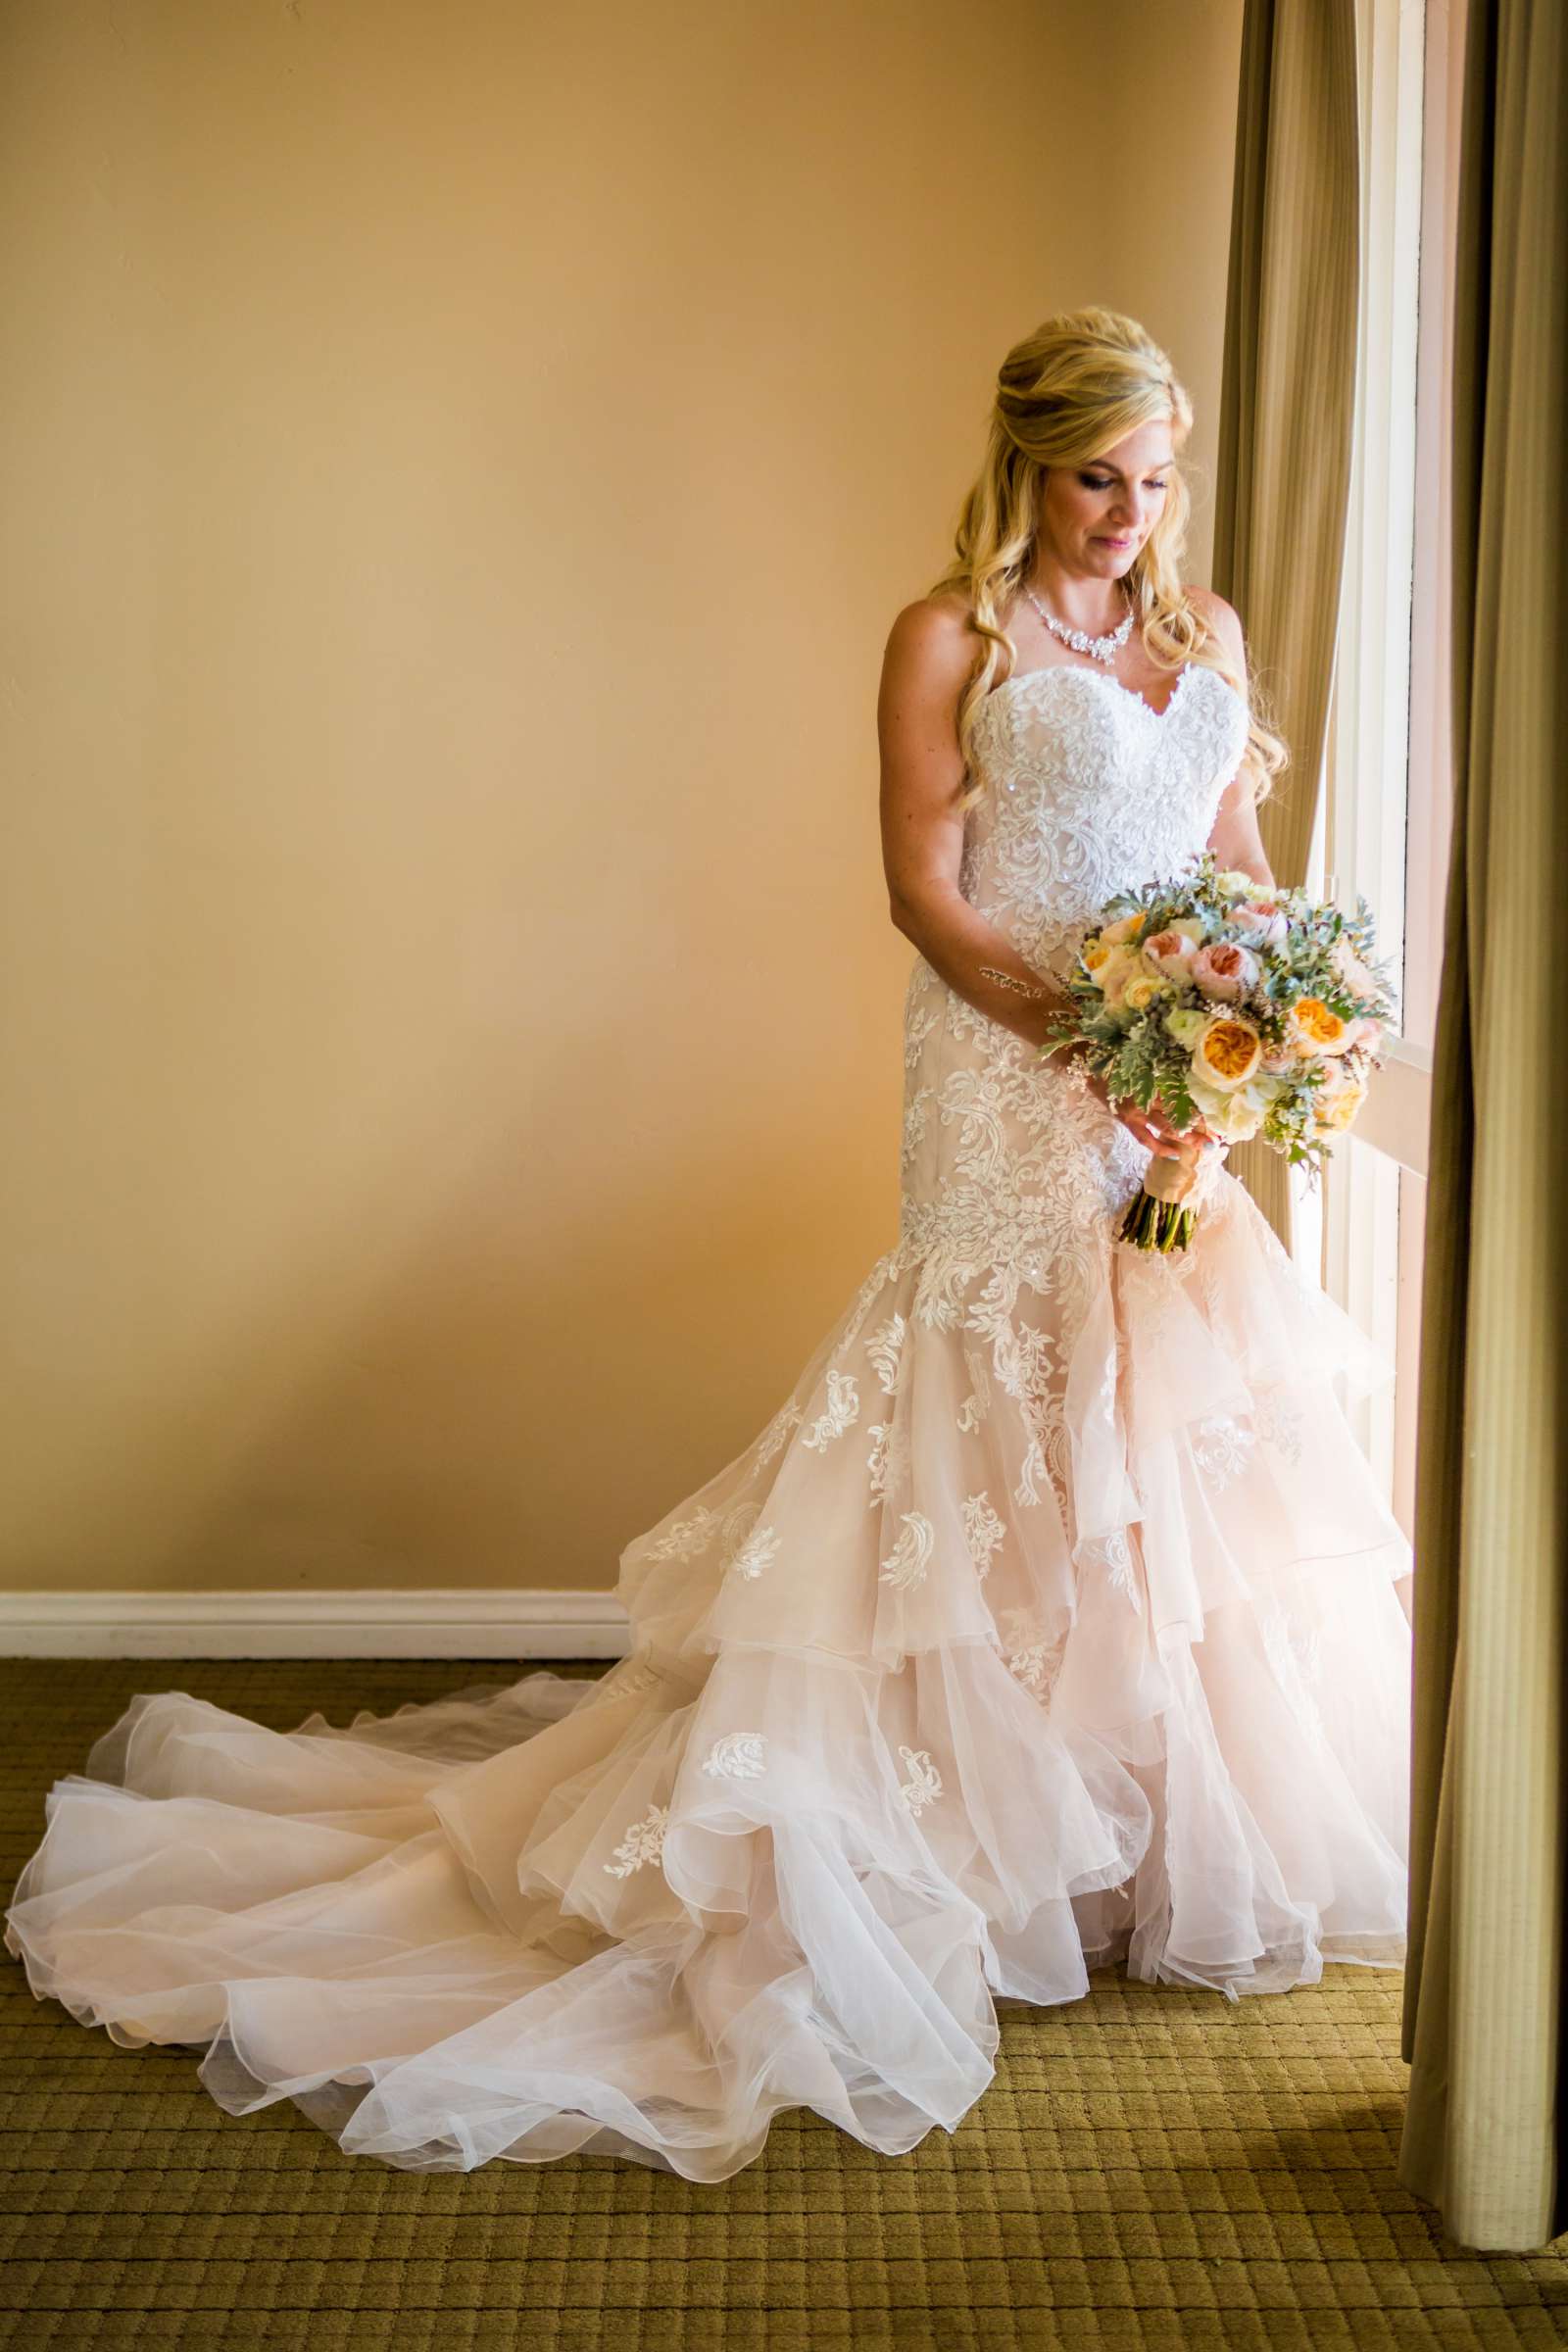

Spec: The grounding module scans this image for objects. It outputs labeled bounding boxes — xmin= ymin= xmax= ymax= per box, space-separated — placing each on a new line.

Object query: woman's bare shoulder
xmin=1182 ymin=583 xmax=1247 ymax=664
xmin=880 ymin=590 xmax=980 ymax=710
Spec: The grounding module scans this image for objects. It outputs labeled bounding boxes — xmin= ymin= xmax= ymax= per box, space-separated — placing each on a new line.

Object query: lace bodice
xmin=889 ymin=658 xmax=1252 ymax=1522
xmin=957 ymin=661 xmax=1250 ymax=983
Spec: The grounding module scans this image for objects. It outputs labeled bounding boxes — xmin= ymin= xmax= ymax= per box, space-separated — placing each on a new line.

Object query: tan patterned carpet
xmin=3 ymin=1659 xmax=1565 ymax=2351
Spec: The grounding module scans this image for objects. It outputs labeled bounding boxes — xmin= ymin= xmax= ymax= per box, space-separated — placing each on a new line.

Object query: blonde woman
xmin=6 ymin=310 xmax=1412 ymax=2183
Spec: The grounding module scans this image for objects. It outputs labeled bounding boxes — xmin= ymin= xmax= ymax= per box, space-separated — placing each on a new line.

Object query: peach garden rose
xmin=1286 ymin=997 xmax=1356 ymax=1056
xmin=1191 ymin=940 xmax=1261 ymax=1001
xmin=1141 ymin=924 xmax=1200 ymax=980
xmin=1229 ymin=899 xmax=1290 ymax=949
xmin=1194 ymin=1013 xmax=1263 ymax=1090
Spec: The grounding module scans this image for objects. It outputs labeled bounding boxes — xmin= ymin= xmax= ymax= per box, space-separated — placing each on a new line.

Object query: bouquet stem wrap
xmin=1118 ymin=1138 xmax=1226 ymax=1254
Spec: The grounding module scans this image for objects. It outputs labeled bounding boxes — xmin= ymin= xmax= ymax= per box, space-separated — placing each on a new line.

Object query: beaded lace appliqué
xmin=878 ymin=1511 xmax=936 ymax=1592
xmin=802 ymin=1369 xmax=859 ymax=1451
xmin=702 ymin=1733 xmax=767 ymax=1781
xmin=896 ymin=1746 xmax=943 ymax=1818
xmin=727 ymin=1521 xmax=779 ymax=1582
xmin=998 ymin=1607 xmax=1070 ymax=1706
xmin=603 ymin=1802 xmax=669 ymax=1878
xmin=961 ymin=1492 xmax=1006 ymax=1580
xmin=1193 ymin=1415 xmax=1259 ymax=1489
xmin=1079 ymin=1527 xmax=1139 ymax=1605
xmin=1252 ymin=1387 xmax=1305 ymax=1465
xmin=865 ymin=1313 xmax=908 ymax=1396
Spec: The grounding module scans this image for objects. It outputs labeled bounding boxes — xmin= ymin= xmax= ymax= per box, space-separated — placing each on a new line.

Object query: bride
xmin=4 ymin=307 xmax=1412 ymax=2183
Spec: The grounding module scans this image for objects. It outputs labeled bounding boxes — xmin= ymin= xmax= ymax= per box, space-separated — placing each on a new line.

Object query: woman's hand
xmin=1061 ymin=1045 xmax=1219 ymax=1155
xmin=1087 ymin=1072 xmax=1189 ymax=1153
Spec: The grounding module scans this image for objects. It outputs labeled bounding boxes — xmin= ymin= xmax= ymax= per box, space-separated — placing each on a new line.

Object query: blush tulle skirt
xmin=4 ymin=1165 xmax=1411 ymax=2181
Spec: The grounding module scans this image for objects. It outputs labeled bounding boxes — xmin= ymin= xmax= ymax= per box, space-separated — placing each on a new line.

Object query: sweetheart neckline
xmin=982 ymin=659 xmax=1236 ymax=725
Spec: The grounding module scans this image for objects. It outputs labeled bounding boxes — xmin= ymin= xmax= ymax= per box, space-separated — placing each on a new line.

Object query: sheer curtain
xmin=1209 ymin=0 xmax=1361 ymax=1254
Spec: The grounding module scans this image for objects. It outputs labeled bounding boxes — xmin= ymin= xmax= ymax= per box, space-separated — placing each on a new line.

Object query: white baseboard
xmin=0 ymin=1588 xmax=634 ymax=1662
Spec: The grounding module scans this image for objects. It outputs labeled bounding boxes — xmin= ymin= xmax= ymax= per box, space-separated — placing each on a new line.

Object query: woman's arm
xmin=1188 ymin=585 xmax=1277 ymax=890
xmin=1208 ymin=761 xmax=1276 ymax=890
xmin=877 ymin=597 xmax=1075 ymax=1054
xmin=876 ymin=597 xmax=1189 ymax=1154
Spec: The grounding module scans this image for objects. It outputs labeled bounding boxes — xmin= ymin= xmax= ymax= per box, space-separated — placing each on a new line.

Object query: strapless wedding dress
xmin=4 ymin=660 xmax=1413 ymax=2182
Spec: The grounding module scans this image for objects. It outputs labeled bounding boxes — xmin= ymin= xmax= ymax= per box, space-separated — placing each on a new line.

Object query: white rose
xmin=1331 ymin=936 xmax=1381 ymax=1001
xmin=1163 ymin=1005 xmax=1210 ymax=1050
xmin=1190 ymin=1075 xmax=1264 ymax=1141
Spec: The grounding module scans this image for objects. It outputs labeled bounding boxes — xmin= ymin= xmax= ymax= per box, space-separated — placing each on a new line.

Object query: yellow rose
xmin=1194 ymin=1013 xmax=1263 ymax=1091
xmin=1121 ymin=973 xmax=1167 ymax=1014
xmin=1081 ymin=938 xmax=1110 ymax=980
xmin=1100 ymin=912 xmax=1146 ymax=947
xmin=1096 ymin=945 xmax=1146 ymax=1003
xmin=1287 ymin=997 xmax=1354 ymax=1056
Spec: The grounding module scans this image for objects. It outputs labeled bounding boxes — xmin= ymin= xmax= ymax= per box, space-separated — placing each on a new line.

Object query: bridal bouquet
xmin=1040 ymin=849 xmax=1398 ymax=1251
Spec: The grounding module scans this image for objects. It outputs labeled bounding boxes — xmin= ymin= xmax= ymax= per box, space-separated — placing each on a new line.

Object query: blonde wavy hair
xmin=929 ymin=307 xmax=1287 ymax=814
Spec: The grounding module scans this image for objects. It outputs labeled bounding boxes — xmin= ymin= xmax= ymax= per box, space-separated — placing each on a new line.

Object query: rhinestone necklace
xmin=1022 ymin=584 xmax=1134 ymax=667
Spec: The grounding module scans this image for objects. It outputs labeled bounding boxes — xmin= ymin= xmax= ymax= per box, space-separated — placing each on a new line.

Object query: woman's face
xmin=1036 ymin=419 xmax=1177 ymax=581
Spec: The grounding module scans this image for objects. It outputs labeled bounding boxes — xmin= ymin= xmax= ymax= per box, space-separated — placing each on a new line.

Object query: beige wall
xmin=0 ymin=0 xmax=1243 ymax=1598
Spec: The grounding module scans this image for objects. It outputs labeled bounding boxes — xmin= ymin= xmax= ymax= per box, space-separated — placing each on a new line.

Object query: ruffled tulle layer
xmin=4 ymin=1166 xmax=1411 ymax=2181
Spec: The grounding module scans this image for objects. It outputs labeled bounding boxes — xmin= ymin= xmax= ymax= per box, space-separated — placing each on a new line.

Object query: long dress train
xmin=4 ymin=658 xmax=1412 ymax=2180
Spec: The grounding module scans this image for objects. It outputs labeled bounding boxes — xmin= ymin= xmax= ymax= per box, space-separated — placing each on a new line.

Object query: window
xmin=1296 ymin=0 xmax=1463 ymax=1540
